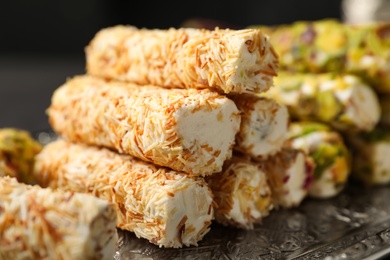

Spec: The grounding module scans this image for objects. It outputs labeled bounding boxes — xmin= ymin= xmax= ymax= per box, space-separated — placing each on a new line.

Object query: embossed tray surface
xmin=34 ymin=131 xmax=390 ymax=260
xmin=114 ymin=183 xmax=390 ymax=260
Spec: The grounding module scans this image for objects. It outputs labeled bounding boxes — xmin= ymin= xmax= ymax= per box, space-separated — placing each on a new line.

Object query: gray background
xmin=0 ymin=0 xmax=342 ymax=132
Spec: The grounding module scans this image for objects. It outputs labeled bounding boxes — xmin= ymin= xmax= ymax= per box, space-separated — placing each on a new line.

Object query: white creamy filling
xmin=309 ymin=169 xmax=341 ymax=199
xmin=280 ymin=151 xmax=308 ymax=207
xmin=301 ymin=82 xmax=316 ymax=95
xmin=228 ymin=166 xmax=269 ymax=226
xmin=175 ymin=98 xmax=240 ymax=174
xmin=163 ymin=184 xmax=213 ymax=247
xmin=290 ymin=132 xmax=325 ymax=151
xmin=239 ymin=100 xmax=289 ymax=157
xmin=92 ymin=217 xmax=117 ymax=260
xmin=277 ymin=88 xmax=300 ymax=106
xmin=314 ymin=51 xmax=328 ymax=65
xmin=359 ymin=55 xmax=376 ymax=68
xmin=228 ymin=35 xmax=275 ymax=93
xmin=101 ymin=233 xmax=118 ymax=260
xmin=77 ymin=196 xmax=117 ymax=259
xmin=232 ymin=42 xmax=258 ymax=85
xmin=372 ymin=143 xmax=390 ymax=184
xmin=290 ymin=132 xmax=343 ymax=199
xmin=332 ymin=76 xmax=380 ymax=131
xmin=230 ymin=196 xmax=247 ymax=225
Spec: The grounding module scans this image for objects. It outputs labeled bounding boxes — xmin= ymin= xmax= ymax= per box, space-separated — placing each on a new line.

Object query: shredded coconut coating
xmin=258 ymin=147 xmax=314 ymax=208
xmin=33 ymin=139 xmax=215 ymax=248
xmin=231 ymin=94 xmax=289 ymax=159
xmin=0 ymin=176 xmax=117 ymax=260
xmin=85 ymin=25 xmax=279 ymax=94
xmin=48 ymin=75 xmax=241 ymax=176
xmin=206 ymin=154 xmax=273 ymax=229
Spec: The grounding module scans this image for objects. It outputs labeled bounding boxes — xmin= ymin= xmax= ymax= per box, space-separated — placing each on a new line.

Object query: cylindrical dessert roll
xmin=48 ymin=75 xmax=241 ymax=176
xmin=0 ymin=176 xmax=117 ymax=260
xmin=347 ymin=128 xmax=390 ymax=185
xmin=263 ymin=72 xmax=380 ymax=132
xmin=33 ymin=139 xmax=215 ymax=248
xmin=250 ymin=19 xmax=390 ymax=93
xmin=231 ymin=94 xmax=290 ymax=159
xmin=345 ymin=22 xmax=390 ymax=93
xmin=85 ymin=25 xmax=279 ymax=94
xmin=259 ymin=147 xmax=314 ymax=208
xmin=206 ymin=154 xmax=273 ymax=229
xmin=0 ymin=128 xmax=42 ymax=184
xmin=250 ymin=19 xmax=348 ymax=73
xmin=286 ymin=122 xmax=351 ymax=199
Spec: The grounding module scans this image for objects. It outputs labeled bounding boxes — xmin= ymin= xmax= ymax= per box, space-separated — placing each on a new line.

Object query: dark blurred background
xmin=0 ymin=0 xmax=344 ymax=132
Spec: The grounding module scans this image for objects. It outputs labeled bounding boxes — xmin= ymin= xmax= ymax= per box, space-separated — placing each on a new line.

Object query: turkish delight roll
xmin=0 ymin=176 xmax=117 ymax=260
xmin=347 ymin=128 xmax=390 ymax=186
xmin=286 ymin=122 xmax=351 ymax=199
xmin=263 ymin=72 xmax=380 ymax=132
xmin=206 ymin=154 xmax=273 ymax=229
xmin=0 ymin=128 xmax=42 ymax=184
xmin=232 ymin=94 xmax=289 ymax=159
xmin=48 ymin=75 xmax=241 ymax=176
xmin=33 ymin=139 xmax=215 ymax=248
xmin=260 ymin=147 xmax=314 ymax=208
xmin=86 ymin=25 xmax=278 ymax=94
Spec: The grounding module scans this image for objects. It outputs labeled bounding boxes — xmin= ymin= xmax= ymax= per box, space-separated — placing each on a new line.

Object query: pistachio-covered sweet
xmin=262 ymin=72 xmax=380 ymax=132
xmin=286 ymin=122 xmax=351 ymax=199
xmin=346 ymin=23 xmax=390 ymax=93
xmin=0 ymin=128 xmax=42 ymax=184
xmin=347 ymin=127 xmax=390 ymax=185
xmin=264 ymin=19 xmax=348 ymax=73
xmin=250 ymin=19 xmax=390 ymax=93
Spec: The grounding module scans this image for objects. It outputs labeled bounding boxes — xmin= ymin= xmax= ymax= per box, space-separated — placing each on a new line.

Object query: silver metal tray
xmin=34 ymin=131 xmax=390 ymax=260
xmin=115 ymin=184 xmax=390 ymax=260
